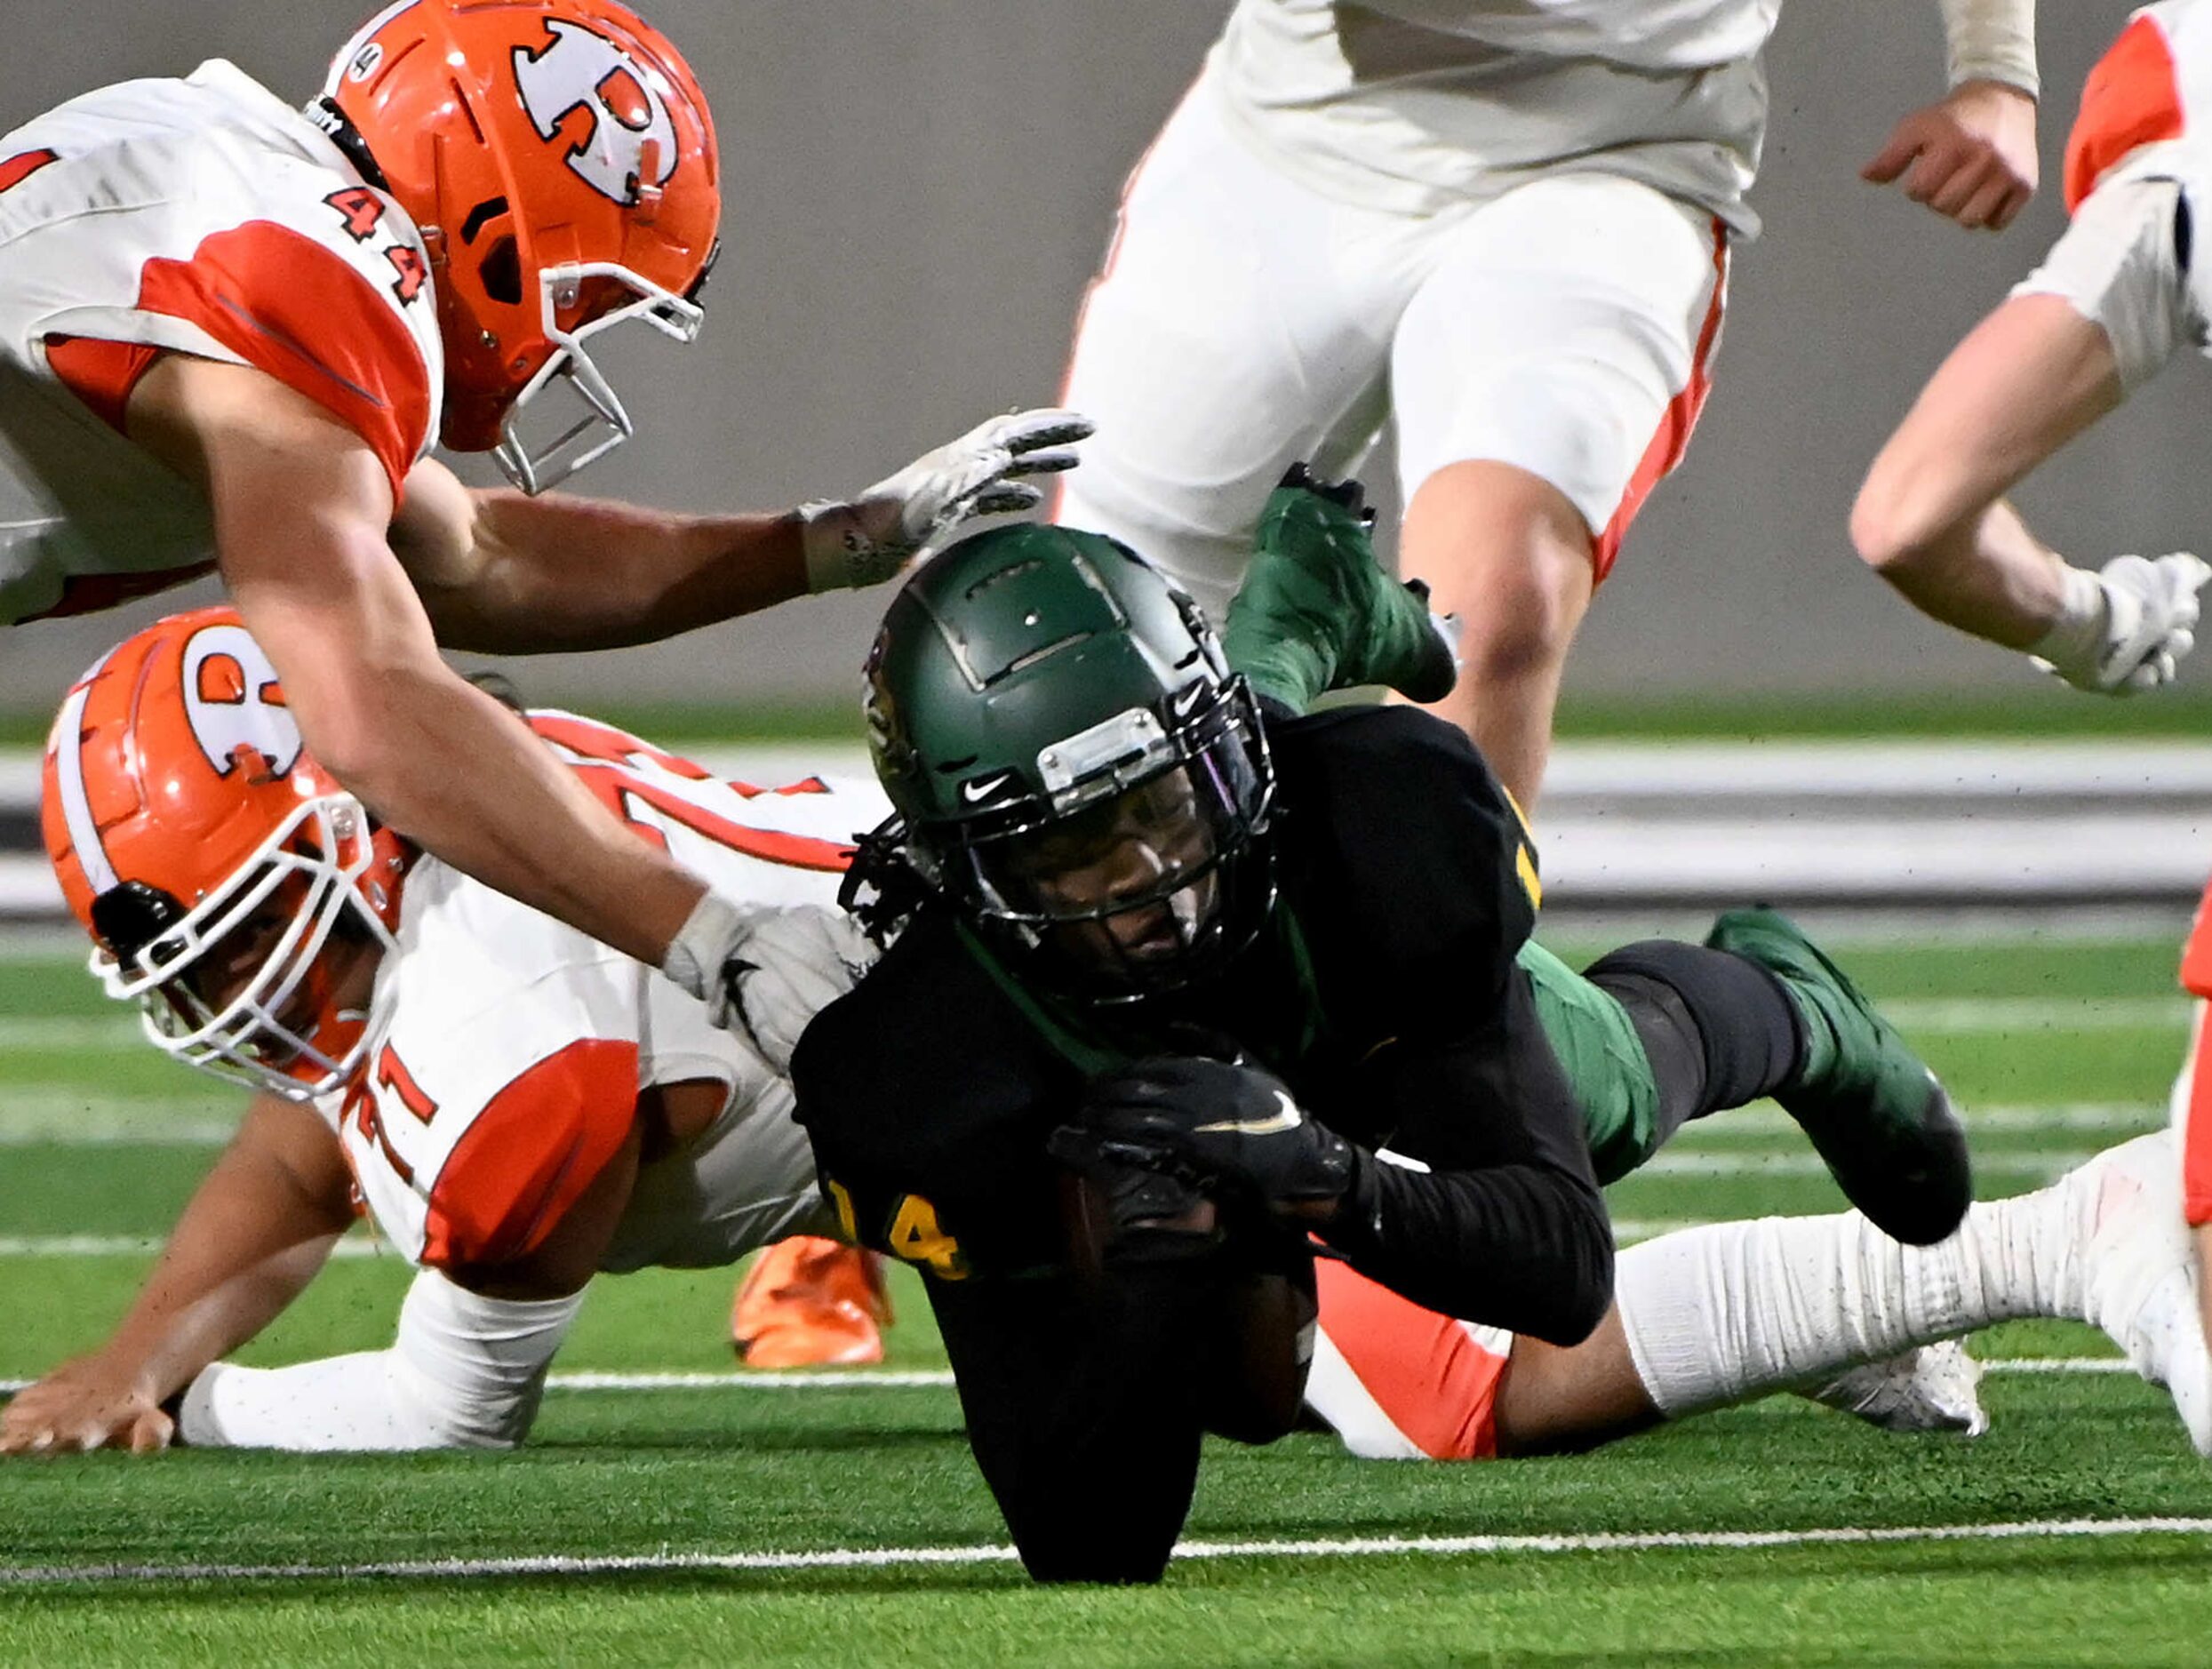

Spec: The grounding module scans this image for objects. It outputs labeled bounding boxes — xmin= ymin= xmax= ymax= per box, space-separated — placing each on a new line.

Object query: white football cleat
xmin=2055 ymin=1130 xmax=2212 ymax=1454
xmin=1809 ymin=1340 xmax=1988 ymax=1437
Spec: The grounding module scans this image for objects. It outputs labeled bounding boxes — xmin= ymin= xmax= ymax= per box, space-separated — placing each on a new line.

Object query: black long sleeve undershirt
xmin=1315 ymin=968 xmax=1615 ymax=1346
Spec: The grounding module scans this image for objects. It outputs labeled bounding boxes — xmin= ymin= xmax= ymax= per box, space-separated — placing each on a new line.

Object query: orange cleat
xmin=731 ymin=1236 xmax=894 ymax=1369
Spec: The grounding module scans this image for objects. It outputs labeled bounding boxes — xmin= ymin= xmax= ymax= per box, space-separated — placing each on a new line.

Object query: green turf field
xmin=2 ymin=928 xmax=2209 ymax=1665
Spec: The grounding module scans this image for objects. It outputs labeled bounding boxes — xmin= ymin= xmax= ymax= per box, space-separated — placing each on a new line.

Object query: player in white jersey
xmin=1852 ymin=2 xmax=2212 ymax=696
xmin=1055 ymin=0 xmax=2040 ymax=808
xmin=1 ymin=0 xmax=1087 ymax=1051
xmin=1 ymin=605 xmax=896 ymax=1452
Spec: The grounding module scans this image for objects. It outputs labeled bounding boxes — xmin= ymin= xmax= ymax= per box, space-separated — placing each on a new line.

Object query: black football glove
xmin=1073 ymin=1055 xmax=1357 ymax=1214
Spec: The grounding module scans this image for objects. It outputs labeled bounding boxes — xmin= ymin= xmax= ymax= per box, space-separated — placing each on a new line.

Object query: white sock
xmin=177 ymin=1271 xmax=584 ymax=1450
xmin=1616 ymin=1191 xmax=2072 ymax=1417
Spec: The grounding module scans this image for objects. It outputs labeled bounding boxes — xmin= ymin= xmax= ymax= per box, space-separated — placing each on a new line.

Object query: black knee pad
xmin=1585 ymin=939 xmax=1801 ymax=1124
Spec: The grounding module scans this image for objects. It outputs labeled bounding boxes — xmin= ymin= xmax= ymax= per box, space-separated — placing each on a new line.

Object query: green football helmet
xmin=859 ymin=523 xmax=1275 ymax=999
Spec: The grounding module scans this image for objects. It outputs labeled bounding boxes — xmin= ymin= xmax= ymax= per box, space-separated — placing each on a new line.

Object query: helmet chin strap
xmin=301 ymin=96 xmax=391 ymax=190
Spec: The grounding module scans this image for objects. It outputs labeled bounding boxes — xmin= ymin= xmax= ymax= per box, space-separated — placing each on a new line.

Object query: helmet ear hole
xmin=89 ymin=881 xmax=187 ymax=964
xmin=479 ymin=236 xmax=523 ymax=306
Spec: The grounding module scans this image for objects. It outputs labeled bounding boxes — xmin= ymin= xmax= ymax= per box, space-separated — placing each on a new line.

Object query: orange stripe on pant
xmin=1591 ymin=217 xmax=1730 ymax=579
xmin=1314 ymin=1258 xmax=1508 ymax=1460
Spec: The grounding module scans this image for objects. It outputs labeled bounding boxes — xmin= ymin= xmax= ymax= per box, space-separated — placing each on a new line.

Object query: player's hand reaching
xmin=798 ymin=408 xmax=1093 ymax=591
xmin=1062 ymin=1055 xmax=1357 ymax=1219
xmin=2033 ymin=552 xmax=2212 ymax=695
xmin=1862 ymin=80 xmax=2037 ymax=231
xmin=0 ymin=1353 xmax=174 ymax=1455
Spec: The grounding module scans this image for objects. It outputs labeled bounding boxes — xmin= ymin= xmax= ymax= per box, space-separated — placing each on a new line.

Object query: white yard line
xmin=1883 ymin=996 xmax=2190 ymax=1031
xmin=2 ymin=1514 xmax=2204 ymax=1585
xmin=0 ymin=1122 xmax=236 ymax=1148
xmin=0 ymin=1235 xmax=392 ymax=1260
xmin=0 ymin=1087 xmax=241 ymax=1145
xmin=1639 ymin=1150 xmax=2097 ymax=1180
xmin=1668 ymin=1103 xmax=2160 ymax=1139
xmin=1544 ymin=907 xmax=2196 ymax=946
xmin=0 ymin=1360 xmax=2128 ymax=1398
xmin=551 ymin=1370 xmax=959 ymax=1390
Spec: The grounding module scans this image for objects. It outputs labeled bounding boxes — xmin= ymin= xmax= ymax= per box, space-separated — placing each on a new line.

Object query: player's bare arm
xmin=390 ymin=462 xmax=805 ymax=652
xmin=0 ymin=1093 xmax=353 ymax=1456
xmin=1854 ymin=286 xmax=2209 ymax=693
xmin=1851 ymin=292 xmax=2122 ymax=643
xmin=124 ymin=354 xmax=714 ymax=968
xmin=390 ymin=409 xmax=1093 ymax=655
xmin=1861 ymin=0 xmax=2038 ymax=231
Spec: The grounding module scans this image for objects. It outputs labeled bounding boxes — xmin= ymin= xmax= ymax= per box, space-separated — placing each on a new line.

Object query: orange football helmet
xmin=319 ymin=0 xmax=722 ymax=491
xmin=43 ymin=608 xmax=411 ymax=1100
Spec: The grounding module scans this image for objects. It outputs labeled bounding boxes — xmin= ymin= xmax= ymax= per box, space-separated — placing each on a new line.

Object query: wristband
xmin=660 ymin=889 xmax=751 ymax=1002
xmin=2026 ymin=563 xmax=2106 ymax=678
xmin=796 ymin=499 xmax=873 ymax=594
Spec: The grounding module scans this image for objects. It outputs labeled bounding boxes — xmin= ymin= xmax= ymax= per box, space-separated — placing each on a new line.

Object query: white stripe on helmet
xmin=49 ymin=681 xmax=118 ymax=894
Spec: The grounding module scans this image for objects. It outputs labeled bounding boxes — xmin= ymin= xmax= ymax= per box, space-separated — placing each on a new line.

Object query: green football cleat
xmin=1223 ymin=465 xmax=1457 ymax=712
xmin=1705 ymin=906 xmax=1972 ymax=1246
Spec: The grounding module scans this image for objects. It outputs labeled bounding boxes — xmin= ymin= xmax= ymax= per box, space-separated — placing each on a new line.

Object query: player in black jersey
xmin=791 ymin=475 xmax=1972 ymax=1583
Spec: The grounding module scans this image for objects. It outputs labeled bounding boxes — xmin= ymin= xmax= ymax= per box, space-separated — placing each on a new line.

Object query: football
xmin=1058 ymin=1169 xmax=1315 ymax=1444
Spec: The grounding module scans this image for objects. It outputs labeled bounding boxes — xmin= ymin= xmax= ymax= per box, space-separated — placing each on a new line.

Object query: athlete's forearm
xmin=1319 ymin=978 xmax=1615 ymax=1343
xmin=1325 ymin=1152 xmax=1614 ymax=1345
xmin=1856 ymin=296 xmax=2123 ymax=562
xmin=99 ymin=1097 xmax=353 ymax=1401
xmin=1853 ymin=293 xmax=2125 ymax=645
xmin=429 ymin=490 xmax=811 ymax=653
xmin=1863 ymin=499 xmax=2070 ymax=650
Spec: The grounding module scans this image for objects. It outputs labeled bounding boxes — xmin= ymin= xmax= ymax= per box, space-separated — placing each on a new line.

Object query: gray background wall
xmin=1 ymin=1 xmax=2196 ymax=713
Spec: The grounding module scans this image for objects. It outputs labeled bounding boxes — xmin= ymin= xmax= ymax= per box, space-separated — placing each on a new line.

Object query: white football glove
xmin=2030 ymin=552 xmax=2211 ymax=695
xmin=662 ymin=898 xmax=876 ymax=1074
xmin=798 ymin=407 xmax=1093 ymax=592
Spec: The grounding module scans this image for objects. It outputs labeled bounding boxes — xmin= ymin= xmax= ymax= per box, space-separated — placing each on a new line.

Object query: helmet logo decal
xmin=347 ymin=41 xmax=383 ymax=83
xmin=512 ymin=20 xmax=678 ymax=206
xmin=595 ymin=66 xmax=652 ymax=130
xmin=182 ymin=626 xmax=302 ymax=781
xmin=959 ymin=771 xmax=1019 ymax=807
